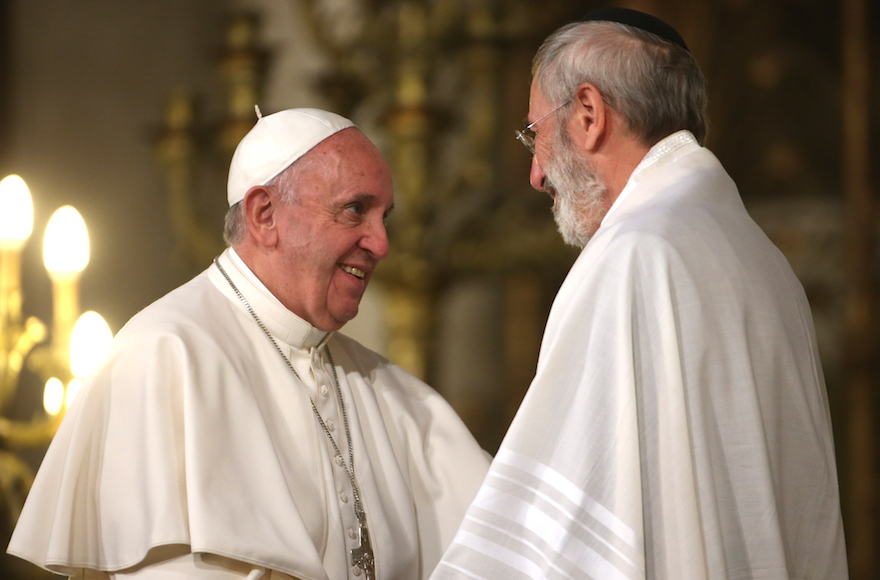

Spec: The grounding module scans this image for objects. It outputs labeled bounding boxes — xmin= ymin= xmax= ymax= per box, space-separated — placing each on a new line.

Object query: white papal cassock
xmin=8 ymin=249 xmax=490 ymax=580
xmin=432 ymin=131 xmax=848 ymax=580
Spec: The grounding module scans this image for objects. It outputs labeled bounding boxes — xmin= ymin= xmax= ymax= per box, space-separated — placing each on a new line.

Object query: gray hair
xmin=223 ymin=158 xmax=303 ymax=247
xmin=533 ymin=20 xmax=708 ymax=146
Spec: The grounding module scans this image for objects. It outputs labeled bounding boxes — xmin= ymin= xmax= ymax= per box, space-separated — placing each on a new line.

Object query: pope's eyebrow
xmin=345 ymin=193 xmax=394 ymax=216
xmin=344 ymin=193 xmax=376 ymax=205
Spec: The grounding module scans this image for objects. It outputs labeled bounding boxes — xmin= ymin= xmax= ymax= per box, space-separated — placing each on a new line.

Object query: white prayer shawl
xmin=9 ymin=249 xmax=490 ymax=580
xmin=432 ymin=132 xmax=847 ymax=580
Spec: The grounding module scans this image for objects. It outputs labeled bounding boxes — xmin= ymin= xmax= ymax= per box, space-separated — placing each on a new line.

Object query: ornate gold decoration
xmin=156 ymin=94 xmax=219 ymax=266
xmin=0 ymin=247 xmax=60 ymax=452
xmin=300 ymin=0 xmax=575 ymax=383
xmin=157 ymin=14 xmax=267 ymax=268
xmin=0 ymin=182 xmax=95 ymax=528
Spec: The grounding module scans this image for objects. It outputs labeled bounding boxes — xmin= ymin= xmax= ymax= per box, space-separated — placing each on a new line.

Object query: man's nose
xmin=361 ymin=219 xmax=390 ymax=260
xmin=529 ymin=154 xmax=547 ymax=191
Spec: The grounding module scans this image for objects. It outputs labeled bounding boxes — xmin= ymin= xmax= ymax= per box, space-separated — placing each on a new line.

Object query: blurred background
xmin=0 ymin=0 xmax=877 ymax=578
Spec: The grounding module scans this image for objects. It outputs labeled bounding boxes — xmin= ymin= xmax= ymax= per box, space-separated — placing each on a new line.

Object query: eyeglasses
xmin=515 ymin=99 xmax=572 ymax=155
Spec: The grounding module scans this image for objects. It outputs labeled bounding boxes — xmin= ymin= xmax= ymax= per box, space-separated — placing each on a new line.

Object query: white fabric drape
xmin=432 ymin=132 xmax=847 ymax=580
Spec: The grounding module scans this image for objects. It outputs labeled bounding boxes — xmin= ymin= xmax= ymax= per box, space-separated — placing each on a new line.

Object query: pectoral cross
xmin=350 ymin=521 xmax=375 ymax=579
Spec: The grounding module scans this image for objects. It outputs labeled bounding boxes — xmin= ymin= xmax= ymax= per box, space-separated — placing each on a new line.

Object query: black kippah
xmin=581 ymin=7 xmax=689 ymax=52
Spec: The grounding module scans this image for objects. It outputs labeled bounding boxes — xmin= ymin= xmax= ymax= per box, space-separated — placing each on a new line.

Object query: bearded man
xmin=431 ymin=9 xmax=848 ymax=580
xmin=9 ymin=108 xmax=489 ymax=580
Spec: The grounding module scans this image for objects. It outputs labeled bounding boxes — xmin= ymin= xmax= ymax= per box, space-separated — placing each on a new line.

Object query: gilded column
xmin=385 ymin=1 xmax=433 ymax=379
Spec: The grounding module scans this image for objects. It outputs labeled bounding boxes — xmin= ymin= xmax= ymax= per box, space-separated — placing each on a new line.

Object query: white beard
xmin=544 ymin=130 xmax=610 ymax=248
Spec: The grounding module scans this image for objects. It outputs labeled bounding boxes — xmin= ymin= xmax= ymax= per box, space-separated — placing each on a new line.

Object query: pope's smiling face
xmin=271 ymin=128 xmax=394 ymax=332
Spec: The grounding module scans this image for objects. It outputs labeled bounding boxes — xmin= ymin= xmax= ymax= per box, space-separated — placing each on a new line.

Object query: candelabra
xmin=0 ymin=174 xmax=112 ymax=528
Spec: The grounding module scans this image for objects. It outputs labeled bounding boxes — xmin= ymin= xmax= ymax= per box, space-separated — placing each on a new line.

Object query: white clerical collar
xmin=210 ymin=248 xmax=330 ymax=350
xmin=602 ymin=130 xmax=698 ymax=223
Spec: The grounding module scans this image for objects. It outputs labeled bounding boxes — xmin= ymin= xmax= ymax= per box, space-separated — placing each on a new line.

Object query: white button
xmin=326 ymin=419 xmax=336 ymax=432
xmin=340 ymin=492 xmax=349 ymax=503
xmin=352 ymin=565 xmax=362 ymax=577
xmin=320 ymin=385 xmax=330 ymax=397
xmin=348 ymin=527 xmax=357 ymax=539
xmin=335 ymin=454 xmax=345 ymax=467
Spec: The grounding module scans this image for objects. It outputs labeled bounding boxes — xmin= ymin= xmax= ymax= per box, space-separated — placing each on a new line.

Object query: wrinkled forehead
xmin=308 ymin=128 xmax=389 ymax=173
xmin=296 ymin=129 xmax=393 ymax=198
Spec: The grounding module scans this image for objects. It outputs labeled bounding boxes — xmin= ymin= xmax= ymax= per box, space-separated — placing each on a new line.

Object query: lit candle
xmin=69 ymin=310 xmax=112 ymax=379
xmin=43 ymin=206 xmax=90 ymax=369
xmin=43 ymin=377 xmax=64 ymax=416
xmin=0 ymin=175 xmax=34 ymax=328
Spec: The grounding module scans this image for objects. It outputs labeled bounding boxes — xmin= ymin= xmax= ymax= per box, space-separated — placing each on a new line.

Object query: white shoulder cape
xmin=9 ymin=253 xmax=489 ymax=580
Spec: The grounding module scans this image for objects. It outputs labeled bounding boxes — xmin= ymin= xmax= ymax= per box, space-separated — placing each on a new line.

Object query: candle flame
xmin=43 ymin=206 xmax=90 ymax=278
xmin=70 ymin=311 xmax=113 ymax=379
xmin=43 ymin=377 xmax=64 ymax=416
xmin=0 ymin=175 xmax=34 ymax=249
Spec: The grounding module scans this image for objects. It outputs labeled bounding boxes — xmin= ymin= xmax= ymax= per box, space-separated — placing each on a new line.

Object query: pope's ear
xmin=571 ymin=82 xmax=608 ymax=152
xmin=242 ymin=185 xmax=279 ymax=247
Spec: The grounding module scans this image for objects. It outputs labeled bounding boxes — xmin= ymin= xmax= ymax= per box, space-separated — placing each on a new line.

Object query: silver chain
xmin=214 ymin=260 xmax=367 ymax=524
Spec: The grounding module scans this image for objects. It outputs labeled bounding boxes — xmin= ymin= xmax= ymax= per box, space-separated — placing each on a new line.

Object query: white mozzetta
xmin=10 ymin=249 xmax=489 ymax=580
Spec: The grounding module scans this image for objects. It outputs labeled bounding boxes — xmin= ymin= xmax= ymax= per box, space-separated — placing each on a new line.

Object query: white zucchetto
xmin=226 ymin=107 xmax=355 ymax=207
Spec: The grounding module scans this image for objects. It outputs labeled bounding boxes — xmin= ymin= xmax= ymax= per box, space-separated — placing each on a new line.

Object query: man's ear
xmin=570 ymin=82 xmax=608 ymax=152
xmin=242 ymin=185 xmax=279 ymax=248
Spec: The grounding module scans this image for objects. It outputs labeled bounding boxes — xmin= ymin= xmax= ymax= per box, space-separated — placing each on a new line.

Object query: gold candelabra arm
xmin=156 ymin=95 xmax=224 ymax=266
xmin=220 ymin=14 xmax=267 ymax=152
xmin=0 ymin=176 xmax=103 ymax=537
xmin=0 ymin=450 xmax=36 ymax=525
xmin=0 ymin=317 xmax=47 ymax=412
xmin=26 ymin=343 xmax=70 ymax=386
xmin=2 ymin=249 xmax=54 ymax=412
xmin=0 ymin=414 xmax=63 ymax=450
xmin=0 ymin=310 xmax=64 ymax=457
xmin=50 ymin=276 xmax=78 ymax=373
xmin=156 ymin=14 xmax=267 ymax=269
xmin=0 ymin=248 xmax=23 ymax=328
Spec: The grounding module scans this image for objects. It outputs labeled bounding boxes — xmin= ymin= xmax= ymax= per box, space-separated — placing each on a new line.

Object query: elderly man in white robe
xmin=8 ymin=108 xmax=490 ymax=580
xmin=432 ymin=8 xmax=848 ymax=580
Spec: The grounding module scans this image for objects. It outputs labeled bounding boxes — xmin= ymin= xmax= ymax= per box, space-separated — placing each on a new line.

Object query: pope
xmin=8 ymin=108 xmax=490 ymax=580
